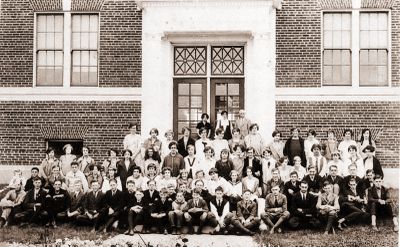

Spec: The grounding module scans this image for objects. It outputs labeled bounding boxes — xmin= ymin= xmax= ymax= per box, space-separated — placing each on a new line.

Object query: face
xmin=364 ymin=149 xmax=373 ymax=158
xmin=202 ymin=115 xmax=208 ymax=121
xmin=246 ymin=168 xmax=252 ymax=177
xmin=251 ymin=126 xmax=258 ymax=134
xmin=235 ymin=147 xmax=243 ymax=156
xmin=349 ymin=181 xmax=357 ymax=190
xmin=274 ymin=133 xmax=281 ymax=141
xmin=109 ymin=169 xmax=116 ymax=177
xmin=74 ymin=183 xmax=81 ymax=192
xmin=54 ymin=181 xmax=61 ymax=191
xmin=181 ymin=171 xmax=188 ymax=179
xmin=166 ymin=132 xmax=173 ymax=140
xmin=14 ymin=183 xmax=22 ymax=191
xmin=91 ymin=182 xmax=100 ymax=191
xmin=231 ymin=172 xmax=238 ymax=181
xmin=292 ymin=129 xmax=299 ymax=137
xmin=129 ymin=125 xmax=137 ymax=134
xmin=52 ymin=167 xmax=60 ymax=175
xmin=168 ymin=187 xmax=175 ymax=193
xmin=366 ymin=172 xmax=374 ymax=181
xmin=221 ymin=151 xmax=229 ymax=160
xmin=184 ymin=129 xmax=190 ymax=137
xmin=196 ymin=171 xmax=204 ymax=179
xmin=349 ymin=166 xmax=357 ymax=176
xmin=135 ymin=191 xmax=144 ymax=200
xmin=150 ymin=130 xmax=157 ymax=138
xmin=200 ymin=130 xmax=207 ymax=138
xmin=133 ymin=170 xmax=140 ymax=178
xmin=363 ymin=130 xmax=370 ymax=138
xmin=294 ymin=159 xmax=301 ymax=167
xmin=160 ymin=192 xmax=168 ymax=200
xmin=263 ymin=151 xmax=271 ymax=158
xmin=65 ymin=146 xmax=72 ymax=154
xmin=239 ymin=111 xmax=245 ymax=118
xmin=92 ymin=166 xmax=99 ymax=175
xmin=308 ymin=133 xmax=314 ymax=139
xmin=233 ymin=130 xmax=240 ymax=138
xmin=324 ymin=184 xmax=332 ymax=194
xmin=48 ymin=150 xmax=55 ymax=158
xmin=195 ymin=181 xmax=204 ymax=190
xmin=281 ymin=159 xmax=288 ymax=167
xmin=211 ymin=171 xmax=218 ymax=179
xmin=72 ymin=165 xmax=79 ymax=172
xmin=344 ymin=131 xmax=352 ymax=140
xmin=215 ymin=190 xmax=223 ymax=199
xmin=271 ymin=186 xmax=280 ymax=195
xmin=31 ymin=169 xmax=39 ymax=177
xmin=148 ymin=181 xmax=156 ymax=190
xmin=127 ymin=183 xmax=136 ymax=192
xmin=217 ymin=132 xmax=224 ymax=139
xmin=312 ymin=147 xmax=320 ymax=156
xmin=308 ymin=168 xmax=316 ymax=176
xmin=176 ymin=193 xmax=184 ymax=201
xmin=124 ymin=151 xmax=131 ymax=159
xmin=33 ymin=180 xmax=42 ymax=189
xmin=272 ymin=171 xmax=279 ymax=180
xmin=329 ymin=166 xmax=338 ymax=176
xmin=332 ymin=154 xmax=339 ymax=161
xmin=328 ymin=132 xmax=334 ymax=139
xmin=148 ymin=167 xmax=156 ymax=176
xmin=170 ymin=145 xmax=177 ymax=155
xmin=179 ymin=184 xmax=187 ymax=191
xmin=243 ymin=191 xmax=251 ymax=200
xmin=192 ymin=192 xmax=200 ymax=200
xmin=188 ymin=146 xmax=195 ymax=155
xmin=205 ymin=149 xmax=213 ymax=159
xmin=349 ymin=148 xmax=357 ymax=156
xmin=82 ymin=147 xmax=89 ymax=156
xmin=110 ymin=150 xmax=116 ymax=158
xmin=148 ymin=149 xmax=154 ymax=156
xmin=300 ymin=183 xmax=308 ymax=193
xmin=110 ymin=181 xmax=117 ymax=190
xmin=374 ymin=178 xmax=382 ymax=188
xmin=164 ymin=170 xmax=171 ymax=178
xmin=247 ymin=149 xmax=254 ymax=159
xmin=290 ymin=174 xmax=298 ymax=182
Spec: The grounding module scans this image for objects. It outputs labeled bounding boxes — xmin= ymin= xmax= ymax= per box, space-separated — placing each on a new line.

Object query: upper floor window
xmin=322 ymin=11 xmax=390 ymax=87
xmin=35 ymin=14 xmax=99 ymax=87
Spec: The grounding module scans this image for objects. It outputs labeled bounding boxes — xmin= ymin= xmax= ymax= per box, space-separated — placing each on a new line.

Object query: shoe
xmin=129 ymin=230 xmax=134 ymax=236
xmin=372 ymin=225 xmax=378 ymax=231
xmin=277 ymin=228 xmax=282 ymax=233
xmin=323 ymin=231 xmax=328 ymax=235
xmin=337 ymin=222 xmax=343 ymax=231
xmin=394 ymin=225 xmax=399 ymax=232
xmin=248 ymin=231 xmax=256 ymax=236
xmin=269 ymin=228 xmax=275 ymax=234
xmin=124 ymin=230 xmax=130 ymax=235
xmin=163 ymin=229 xmax=168 ymax=235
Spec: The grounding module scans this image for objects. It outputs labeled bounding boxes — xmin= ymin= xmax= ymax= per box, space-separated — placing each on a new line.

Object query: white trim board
xmin=0 ymin=87 xmax=142 ymax=101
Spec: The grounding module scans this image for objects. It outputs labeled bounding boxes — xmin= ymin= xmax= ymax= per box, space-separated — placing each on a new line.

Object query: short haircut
xmin=300 ymin=180 xmax=308 ymax=186
xmin=32 ymin=177 xmax=42 ymax=182
xmin=147 ymin=163 xmax=156 ymax=170
xmin=311 ymin=143 xmax=321 ymax=151
xmin=348 ymin=163 xmax=357 ymax=169
xmin=199 ymin=127 xmax=208 ymax=135
xmin=374 ymin=174 xmax=383 ymax=180
xmin=46 ymin=147 xmax=55 ymax=154
xmin=263 ymin=148 xmax=272 ymax=155
xmin=160 ymin=188 xmax=168 ymax=195
xmin=293 ymin=156 xmax=301 ymax=163
xmin=365 ymin=169 xmax=374 ymax=175
xmin=168 ymin=140 xmax=178 ymax=149
xmin=109 ymin=178 xmax=117 ymax=184
xmin=363 ymin=145 xmax=375 ymax=153
xmin=215 ymin=186 xmax=224 ymax=193
xmin=308 ymin=166 xmax=316 ymax=171
xmin=289 ymin=171 xmax=298 ymax=177
xmin=193 ymin=188 xmax=202 ymax=195
xmin=348 ymin=178 xmax=358 ymax=184
xmin=233 ymin=144 xmax=245 ymax=152
xmin=82 ymin=146 xmax=90 ymax=152
xmin=149 ymin=128 xmax=159 ymax=135
xmin=215 ymin=127 xmax=224 ymax=135
xmin=201 ymin=113 xmax=209 ymax=119
xmin=107 ymin=148 xmax=119 ymax=156
xmin=162 ymin=167 xmax=172 ymax=174
xmin=181 ymin=126 xmax=191 ymax=135
xmin=165 ymin=129 xmax=174 ymax=138
xmin=123 ymin=149 xmax=133 ymax=156
xmin=203 ymin=146 xmax=214 ymax=154
xmin=128 ymin=122 xmax=138 ymax=129
xmin=329 ymin=164 xmax=338 ymax=170
xmin=70 ymin=161 xmax=79 ymax=167
xmin=132 ymin=166 xmax=142 ymax=173
xmin=126 ymin=180 xmax=135 ymax=185
xmin=53 ymin=179 xmax=62 ymax=184
xmin=186 ymin=144 xmax=195 ymax=152
xmin=220 ymin=110 xmax=228 ymax=116
xmin=323 ymin=181 xmax=331 ymax=187
xmin=243 ymin=189 xmax=252 ymax=194
xmin=343 ymin=129 xmax=353 ymax=136
xmin=249 ymin=123 xmax=259 ymax=131
xmin=232 ymin=127 xmax=240 ymax=134
xmin=246 ymin=147 xmax=255 ymax=153
xmin=347 ymin=145 xmax=357 ymax=152
xmin=31 ymin=167 xmax=39 ymax=172
xmin=147 ymin=179 xmax=156 ymax=185
xmin=290 ymin=127 xmax=300 ymax=133
xmin=194 ymin=179 xmax=204 ymax=186
xmin=272 ymin=130 xmax=281 ymax=137
xmin=307 ymin=129 xmax=317 ymax=137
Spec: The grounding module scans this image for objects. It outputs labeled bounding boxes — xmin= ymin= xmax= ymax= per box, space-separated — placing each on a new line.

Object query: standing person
xmin=161 ymin=130 xmax=174 ymax=159
xmin=244 ymin=124 xmax=264 ymax=157
xmin=235 ymin=109 xmax=251 ymax=138
xmin=77 ymin=146 xmax=95 ymax=176
xmin=231 ymin=144 xmax=245 ymax=178
xmin=196 ymin=113 xmax=212 ymax=139
xmin=65 ymin=161 xmax=89 ymax=193
xmin=362 ymin=145 xmax=384 ymax=178
xmin=102 ymin=148 xmax=120 ymax=174
xmin=268 ymin=130 xmax=285 ymax=162
xmin=228 ymin=128 xmax=245 ymax=153
xmin=162 ymin=141 xmax=185 ymax=178
xmin=307 ymin=144 xmax=328 ymax=177
xmin=283 ymin=127 xmax=306 ymax=167
xmin=290 ymin=156 xmax=306 ymax=181
xmin=143 ymin=128 xmax=162 ymax=156
xmin=40 ymin=147 xmax=60 ymax=181
xmin=183 ymin=144 xmax=200 ymax=179
xmin=123 ymin=122 xmax=143 ymax=166
xmin=323 ymin=129 xmax=338 ymax=162
xmin=261 ymin=148 xmax=277 ymax=183
xmin=195 ymin=127 xmax=212 ymax=160
xmin=0 ymin=180 xmax=26 ymax=227
xmin=243 ymin=147 xmax=263 ymax=187
xmin=116 ymin=149 xmax=136 ymax=191
xmin=304 ymin=129 xmax=320 ymax=160
xmin=367 ymin=175 xmax=398 ymax=232
xmin=261 ymin=185 xmax=291 ymax=234
xmin=215 ymin=110 xmax=233 ymax=140
xmin=316 ymin=181 xmax=339 ymax=235
xmin=358 ymin=128 xmax=376 ymax=159
xmin=212 ymin=128 xmax=230 ymax=160
xmin=338 ymin=129 xmax=357 ymax=163
xmin=59 ymin=144 xmax=77 ymax=176
xmin=177 ymin=127 xmax=196 ymax=158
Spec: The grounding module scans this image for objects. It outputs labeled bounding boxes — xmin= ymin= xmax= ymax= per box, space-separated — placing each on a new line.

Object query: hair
xmin=109 ymin=178 xmax=117 ymax=184
xmin=347 ymin=145 xmax=357 ymax=152
xmin=311 ymin=143 xmax=322 ymax=152
xmin=343 ymin=129 xmax=353 ymax=137
xmin=289 ymin=171 xmax=298 ymax=177
xmin=201 ymin=113 xmax=209 ymax=120
xmin=232 ymin=127 xmax=240 ymax=134
xmin=365 ymin=169 xmax=374 ymax=175
xmin=220 ymin=148 xmax=230 ymax=159
xmin=149 ymin=128 xmax=159 ymax=136
xmin=220 ymin=110 xmax=228 ymax=116
xmin=272 ymin=130 xmax=281 ymax=137
xmin=122 ymin=149 xmax=133 ymax=156
xmin=128 ymin=122 xmax=138 ymax=129
xmin=271 ymin=167 xmax=280 ymax=174
xmin=348 ymin=178 xmax=358 ymax=184
xmin=233 ymin=144 xmax=245 ymax=152
xmin=243 ymin=189 xmax=252 ymax=194
xmin=132 ymin=166 xmax=142 ymax=173
xmin=147 ymin=179 xmax=156 ymax=185
xmin=215 ymin=127 xmax=224 ymax=136
xmin=162 ymin=167 xmax=172 ymax=175
xmin=348 ymin=163 xmax=357 ymax=170
xmin=168 ymin=140 xmax=178 ymax=149
xmin=246 ymin=147 xmax=255 ymax=153
xmin=160 ymin=188 xmax=168 ymax=195
xmin=249 ymin=123 xmax=259 ymax=131
xmin=194 ymin=179 xmax=204 ymax=186
xmin=53 ymin=179 xmax=63 ymax=185
xmin=144 ymin=147 xmax=161 ymax=162
xmin=32 ymin=177 xmax=42 ymax=182
xmin=165 ymin=129 xmax=174 ymax=138
xmin=126 ymin=180 xmax=135 ymax=185
xmin=307 ymin=166 xmax=316 ymax=172
xmin=209 ymin=168 xmax=218 ymax=175
xmin=290 ymin=127 xmax=300 ymax=134
xmin=70 ymin=161 xmax=79 ymax=167
xmin=363 ymin=145 xmax=375 ymax=153
xmin=329 ymin=164 xmax=338 ymax=170
xmin=146 ymin=163 xmax=157 ymax=170
xmin=46 ymin=147 xmax=55 ymax=154
xmin=107 ymin=148 xmax=119 ymax=156
xmin=263 ymin=148 xmax=272 ymax=155
xmin=203 ymin=146 xmax=214 ymax=154
xmin=307 ymin=129 xmax=317 ymax=137
xmin=186 ymin=144 xmax=195 ymax=153
xmin=229 ymin=170 xmax=240 ymax=180
xmin=373 ymin=174 xmax=383 ymax=180
xmin=293 ymin=156 xmax=301 ymax=164
xmin=278 ymin=156 xmax=289 ymax=166
xmin=181 ymin=126 xmax=191 ymax=135
xmin=31 ymin=167 xmax=39 ymax=172
xmin=89 ymin=164 xmax=101 ymax=171
xmin=323 ymin=181 xmax=332 ymax=187
xmin=52 ymin=165 xmax=60 ymax=170
xmin=199 ymin=127 xmax=208 ymax=135
xmin=193 ymin=188 xmax=202 ymax=195
xmin=327 ymin=129 xmax=336 ymax=137
xmin=63 ymin=144 xmax=73 ymax=151
xmin=82 ymin=146 xmax=90 ymax=153
xmin=300 ymin=180 xmax=308 ymax=186
xmin=359 ymin=128 xmax=373 ymax=145
xmin=215 ymin=186 xmax=224 ymax=193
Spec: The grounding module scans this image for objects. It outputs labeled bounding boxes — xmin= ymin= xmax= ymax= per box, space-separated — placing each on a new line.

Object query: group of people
xmin=0 ymin=110 xmax=398 ymax=236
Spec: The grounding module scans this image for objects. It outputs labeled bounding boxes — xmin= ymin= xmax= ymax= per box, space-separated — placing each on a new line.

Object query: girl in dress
xmin=176 ymin=169 xmax=193 ymax=190
xmin=358 ymin=128 xmax=376 ymax=159
xmin=215 ymin=110 xmax=233 ymax=140
xmin=195 ymin=127 xmax=212 ymax=160
xmin=338 ymin=129 xmax=357 ymax=163
xmin=261 ymin=148 xmax=277 ymax=184
xmin=323 ymin=129 xmax=338 ymax=161
xmin=268 ymin=130 xmax=285 ymax=161
xmin=242 ymin=166 xmax=260 ymax=199
xmin=343 ymin=145 xmax=364 ymax=178
xmin=77 ymin=146 xmax=95 ymax=176
xmin=244 ymin=123 xmax=264 ymax=157
xmin=226 ymin=170 xmax=243 ymax=212
xmin=212 ymin=128 xmax=230 ymax=161
xmin=277 ymin=156 xmax=292 ymax=182
xmin=304 ymin=129 xmax=319 ymax=160
xmin=123 ymin=122 xmax=143 ymax=165
xmin=183 ymin=144 xmax=200 ymax=179
xmin=327 ymin=151 xmax=345 ymax=177
xmin=101 ymin=167 xmax=122 ymax=193
xmin=40 ymin=147 xmax=60 ymax=180
xmin=143 ymin=147 xmax=162 ymax=176
xmin=142 ymin=128 xmax=162 ymax=155
xmin=161 ymin=129 xmax=174 ymax=159
xmin=59 ymin=144 xmax=77 ymax=176
xmin=199 ymin=146 xmax=216 ymax=179
xmin=231 ymin=144 xmax=245 ymax=178
xmin=102 ymin=148 xmax=120 ymax=174
xmin=290 ymin=156 xmax=306 ymax=181
xmin=228 ymin=127 xmax=245 ymax=153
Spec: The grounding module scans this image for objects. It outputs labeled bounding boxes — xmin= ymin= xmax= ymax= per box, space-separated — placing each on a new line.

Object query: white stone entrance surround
xmin=138 ymin=0 xmax=277 ymax=142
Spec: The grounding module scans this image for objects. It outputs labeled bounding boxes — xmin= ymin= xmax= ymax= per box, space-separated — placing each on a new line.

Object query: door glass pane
xmin=178 ymin=96 xmax=189 ymax=107
xmin=178 ymin=84 xmax=189 ymax=95
xmin=178 ymin=109 xmax=189 ymax=121
xmin=228 ymin=84 xmax=239 ymax=95
xmin=191 ymin=96 xmax=202 ymax=108
xmin=215 ymin=84 xmax=226 ymax=95
xmin=191 ymin=84 xmax=202 ymax=95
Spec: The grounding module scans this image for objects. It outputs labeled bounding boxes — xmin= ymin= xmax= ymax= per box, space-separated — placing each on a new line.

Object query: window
xmin=72 ymin=14 xmax=99 ymax=86
xmin=359 ymin=13 xmax=388 ymax=86
xmin=322 ymin=11 xmax=390 ymax=87
xmin=47 ymin=139 xmax=83 ymax=157
xmin=36 ymin=15 xmax=64 ymax=86
xmin=323 ymin=13 xmax=351 ymax=86
xmin=35 ymin=14 xmax=99 ymax=87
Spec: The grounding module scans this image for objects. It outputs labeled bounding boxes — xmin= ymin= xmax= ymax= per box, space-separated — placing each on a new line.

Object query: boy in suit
xmin=283 ymin=171 xmax=300 ymax=209
xmin=324 ymin=164 xmax=343 ymax=195
xmin=66 ymin=181 xmax=85 ymax=222
xmin=149 ymin=188 xmax=173 ymax=234
xmin=367 ymin=175 xmax=398 ymax=232
xmin=261 ymin=185 xmax=290 ymax=234
xmin=209 ymin=186 xmax=230 ymax=234
xmin=303 ymin=166 xmax=323 ymax=196
xmin=184 ymin=188 xmax=215 ymax=234
xmin=45 ymin=179 xmax=70 ymax=227
xmin=341 ymin=164 xmax=362 ymax=193
xmin=100 ymin=178 xmax=124 ymax=233
xmin=288 ymin=181 xmax=319 ymax=229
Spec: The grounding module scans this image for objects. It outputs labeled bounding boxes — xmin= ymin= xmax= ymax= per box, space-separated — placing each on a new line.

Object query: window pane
xmin=368 ymin=50 xmax=377 ymax=65
xmin=323 ymin=50 xmax=332 ymax=65
xmin=332 ymin=31 xmax=342 ymax=48
xmin=324 ymin=14 xmax=332 ymax=30
xmin=89 ymin=15 xmax=98 ymax=32
xmin=73 ymin=51 xmax=80 ymax=66
xmin=360 ymin=66 xmax=369 ymax=84
xmin=377 ymin=50 xmax=387 ymax=65
xmin=54 ymin=15 xmax=63 ymax=32
xmin=81 ymin=15 xmax=90 ymax=32
xmin=89 ymin=33 xmax=98 ymax=49
xmin=178 ymin=109 xmax=189 ymax=121
xmin=81 ymin=33 xmax=89 ymax=49
xmin=378 ymin=13 xmax=388 ymax=30
xmin=332 ymin=50 xmax=341 ymax=65
xmin=37 ymin=15 xmax=47 ymax=32
xmin=378 ymin=31 xmax=387 ymax=47
xmin=54 ymin=67 xmax=63 ymax=85
xmin=81 ymin=51 xmax=89 ymax=66
xmin=55 ymin=33 xmax=63 ymax=49
xmin=342 ymin=31 xmax=351 ymax=48
xmin=55 ymin=51 xmax=63 ymax=66
xmin=228 ymin=84 xmax=239 ymax=95
xmin=46 ymin=15 xmax=54 ymax=32
xmin=46 ymin=68 xmax=55 ymax=85
xmin=360 ymin=50 xmax=369 ymax=65
xmin=369 ymin=13 xmax=378 ymax=30
xmin=191 ymin=96 xmax=202 ymax=108
xmin=37 ymin=33 xmax=46 ymax=50
xmin=72 ymin=15 xmax=81 ymax=32
xmin=323 ymin=66 xmax=332 ymax=84
xmin=377 ymin=66 xmax=387 ymax=84
xmin=89 ymin=51 xmax=97 ymax=66
xmin=37 ymin=51 xmax=47 ymax=66
xmin=324 ymin=31 xmax=332 ymax=48
xmin=342 ymin=66 xmax=351 ymax=84
xmin=332 ymin=14 xmax=342 ymax=30
xmin=72 ymin=33 xmax=81 ymax=49
xmin=342 ymin=13 xmax=351 ymax=30
xmin=191 ymin=84 xmax=202 ymax=95
xmin=332 ymin=66 xmax=341 ymax=84
xmin=215 ymin=84 xmax=226 ymax=95
xmin=369 ymin=31 xmax=378 ymax=47
xmin=178 ymin=84 xmax=189 ymax=95
xmin=80 ymin=67 xmax=89 ymax=84
xmin=46 ymin=51 xmax=54 ymax=66
xmin=178 ymin=96 xmax=189 ymax=107
xmin=360 ymin=13 xmax=369 ymax=30
xmin=72 ymin=67 xmax=80 ymax=84
xmin=37 ymin=67 xmax=46 ymax=85
xmin=341 ymin=50 xmax=350 ymax=65
xmin=89 ymin=67 xmax=97 ymax=86
xmin=360 ymin=31 xmax=369 ymax=48
xmin=46 ymin=33 xmax=54 ymax=49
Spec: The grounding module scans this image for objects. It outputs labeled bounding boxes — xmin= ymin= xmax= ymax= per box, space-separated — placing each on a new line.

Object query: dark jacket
xmin=116 ymin=159 xmax=137 ymax=190
xmin=363 ymin=157 xmax=384 ymax=178
xmin=48 ymin=188 xmax=70 ymax=212
xmin=283 ymin=137 xmax=306 ymax=167
xmin=22 ymin=188 xmax=47 ymax=210
xmin=104 ymin=189 xmax=124 ymax=213
xmin=290 ymin=191 xmax=317 ymax=216
xmin=177 ymin=137 xmax=196 ymax=158
xmin=82 ymin=190 xmax=105 ymax=213
xmin=303 ymin=174 xmax=324 ymax=194
xmin=243 ymin=157 xmax=263 ymax=185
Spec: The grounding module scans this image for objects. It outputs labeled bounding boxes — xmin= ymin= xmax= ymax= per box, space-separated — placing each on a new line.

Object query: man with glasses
xmin=337 ymin=178 xmax=369 ymax=230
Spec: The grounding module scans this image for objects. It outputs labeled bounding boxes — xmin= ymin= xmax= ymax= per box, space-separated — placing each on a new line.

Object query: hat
xmin=63 ymin=144 xmax=73 ymax=151
xmin=209 ymin=167 xmax=218 ymax=175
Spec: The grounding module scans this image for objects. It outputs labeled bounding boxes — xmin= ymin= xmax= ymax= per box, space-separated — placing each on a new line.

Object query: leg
xmin=272 ymin=211 xmax=290 ymax=231
xmin=260 ymin=212 xmax=275 ymax=228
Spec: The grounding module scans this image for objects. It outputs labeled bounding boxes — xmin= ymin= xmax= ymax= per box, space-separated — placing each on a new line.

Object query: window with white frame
xmin=71 ymin=14 xmax=99 ymax=86
xmin=36 ymin=15 xmax=64 ymax=86
xmin=359 ymin=12 xmax=388 ymax=86
xmin=35 ymin=14 xmax=99 ymax=87
xmin=323 ymin=13 xmax=351 ymax=86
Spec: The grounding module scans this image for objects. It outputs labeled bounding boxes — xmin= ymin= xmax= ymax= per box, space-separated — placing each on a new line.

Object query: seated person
xmin=209 ymin=186 xmax=230 ymax=234
xmin=24 ymin=167 xmax=45 ymax=192
xmin=290 ymin=156 xmax=306 ymax=181
xmin=223 ymin=190 xmax=259 ymax=236
xmin=149 ymin=188 xmax=172 ymax=234
xmin=169 ymin=191 xmax=188 ymax=235
xmin=242 ymin=166 xmax=260 ymax=199
xmin=100 ymin=179 xmax=124 ymax=233
xmin=102 ymin=167 xmax=122 ymax=193
xmin=303 ymin=166 xmax=323 ymax=197
xmin=45 ymin=179 xmax=70 ymax=227
xmin=323 ymin=164 xmax=343 ymax=195
xmin=341 ymin=164 xmax=362 ymax=193
xmin=176 ymin=169 xmax=193 ymax=191
xmin=288 ymin=181 xmax=319 ymax=229
xmin=14 ymin=177 xmax=48 ymax=226
xmin=184 ymin=188 xmax=217 ymax=234
xmin=367 ymin=175 xmax=398 ymax=232
xmin=157 ymin=167 xmax=177 ymax=191
xmin=215 ymin=149 xmax=234 ymax=180
xmin=226 ymin=170 xmax=243 ymax=212
xmin=243 ymin=147 xmax=263 ymax=187
xmin=166 ymin=184 xmax=177 ymax=201
xmin=359 ymin=169 xmax=375 ymax=194
xmin=337 ymin=178 xmax=369 ymax=230
xmin=65 ymin=161 xmax=89 ymax=193
xmin=45 ymin=165 xmax=67 ymax=192
xmin=362 ymin=145 xmax=384 ymax=178
xmin=316 ymin=181 xmax=339 ymax=235
xmin=75 ymin=180 xmax=105 ymax=232
xmin=8 ymin=169 xmax=27 ymax=189
xmin=192 ymin=179 xmax=212 ymax=204
xmin=178 ymin=183 xmax=192 ymax=202
xmin=265 ymin=168 xmax=284 ymax=195
xmin=142 ymin=163 xmax=161 ymax=190
xmin=0 ymin=180 xmax=26 ymax=227
xmin=327 ymin=151 xmax=345 ymax=177
xmin=261 ymin=185 xmax=290 ymax=234
xmin=283 ymin=171 xmax=300 ymax=209
xmin=66 ymin=181 xmax=85 ymax=222
xmin=124 ymin=185 xmax=146 ymax=235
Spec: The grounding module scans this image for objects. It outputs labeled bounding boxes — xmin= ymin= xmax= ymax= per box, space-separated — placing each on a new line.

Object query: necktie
xmin=268 ymin=162 xmax=271 ymax=169
xmin=218 ymin=200 xmax=221 ymax=207
xmin=195 ymin=200 xmax=198 ymax=207
xmin=274 ymin=195 xmax=278 ymax=207
xmin=302 ymin=193 xmax=305 ymax=201
xmin=315 ymin=159 xmax=319 ymax=173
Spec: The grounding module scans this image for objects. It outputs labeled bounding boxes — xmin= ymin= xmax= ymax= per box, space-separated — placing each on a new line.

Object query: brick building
xmin=0 ymin=0 xmax=398 ymax=187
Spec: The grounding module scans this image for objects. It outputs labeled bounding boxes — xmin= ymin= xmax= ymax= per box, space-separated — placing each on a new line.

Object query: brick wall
xmin=99 ymin=0 xmax=142 ymax=87
xmin=0 ymin=0 xmax=142 ymax=87
xmin=275 ymin=101 xmax=400 ymax=168
xmin=0 ymin=101 xmax=141 ymax=166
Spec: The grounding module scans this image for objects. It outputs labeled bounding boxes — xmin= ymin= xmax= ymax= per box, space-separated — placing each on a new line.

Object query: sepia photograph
xmin=0 ymin=0 xmax=399 ymax=246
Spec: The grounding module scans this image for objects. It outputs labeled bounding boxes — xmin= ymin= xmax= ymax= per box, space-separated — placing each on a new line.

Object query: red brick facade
xmin=0 ymin=0 xmax=142 ymax=87
xmin=276 ymin=101 xmax=400 ymax=168
xmin=0 ymin=101 xmax=141 ymax=166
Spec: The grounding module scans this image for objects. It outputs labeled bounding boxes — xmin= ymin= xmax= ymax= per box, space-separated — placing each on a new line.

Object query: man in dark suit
xmin=283 ymin=171 xmax=301 ymax=209
xmin=288 ymin=181 xmax=319 ymax=229
xmin=75 ymin=180 xmax=105 ymax=231
xmin=14 ymin=177 xmax=48 ymax=226
xmin=177 ymin=126 xmax=196 ymax=158
xmin=66 ymin=181 xmax=85 ymax=222
xmin=100 ymin=178 xmax=125 ymax=232
xmin=265 ymin=168 xmax=285 ymax=195
xmin=124 ymin=183 xmax=146 ymax=235
xmin=359 ymin=169 xmax=375 ymax=195
xmin=223 ymin=190 xmax=259 ymax=235
xmin=323 ymin=164 xmax=343 ymax=195
xmin=193 ymin=179 xmax=212 ymax=204
xmin=341 ymin=164 xmax=362 ymax=193
xmin=261 ymin=185 xmax=290 ymax=234
xmin=337 ymin=178 xmax=369 ymax=230
xmin=303 ymin=166 xmax=323 ymax=196
xmin=184 ymin=188 xmax=215 ymax=234
xmin=45 ymin=179 xmax=70 ymax=227
xmin=149 ymin=188 xmax=173 ymax=234
xmin=367 ymin=175 xmax=398 ymax=232
xmin=24 ymin=167 xmax=45 ymax=192
xmin=243 ymin=147 xmax=263 ymax=186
